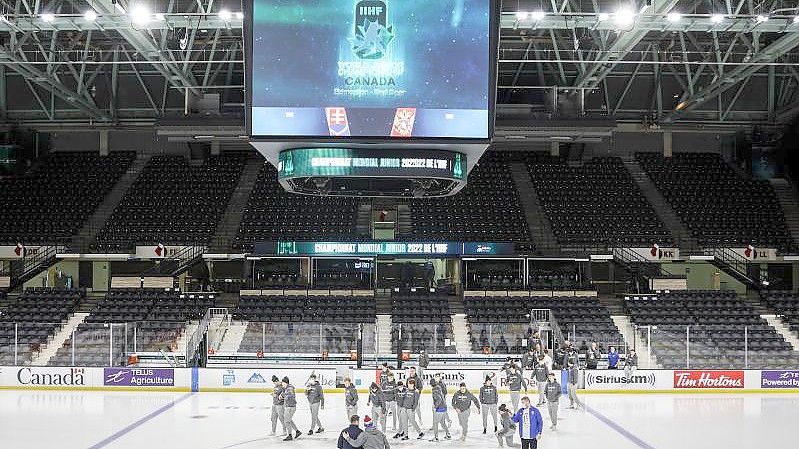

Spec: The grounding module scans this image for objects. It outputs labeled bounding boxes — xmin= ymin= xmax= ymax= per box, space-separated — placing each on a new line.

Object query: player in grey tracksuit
xmin=281 ymin=377 xmax=302 ymax=441
xmin=344 ymin=377 xmax=359 ymax=420
xmin=430 ymin=381 xmax=451 ymax=441
xmin=305 ymin=375 xmax=325 ymax=434
xmin=495 ymin=404 xmax=519 ymax=447
xmin=368 ymin=382 xmax=388 ymax=432
xmin=270 ymin=375 xmax=286 ymax=436
xmin=407 ymin=368 xmax=423 ymax=425
xmin=567 ymin=362 xmax=583 ymax=409
xmin=428 ymin=373 xmax=453 ymax=428
xmin=533 ymin=357 xmax=550 ymax=406
xmin=395 ymin=381 xmax=423 ymax=440
xmin=544 ymin=371 xmax=561 ymax=429
xmin=505 ymin=365 xmax=527 ymax=412
xmin=451 ymin=382 xmax=480 ymax=442
xmin=381 ymin=373 xmax=398 ymax=431
xmin=479 ymin=376 xmax=498 ymax=433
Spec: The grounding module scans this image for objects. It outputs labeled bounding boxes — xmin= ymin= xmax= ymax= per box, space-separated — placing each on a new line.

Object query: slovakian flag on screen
xmin=325 ymin=107 xmax=351 ymax=137
xmin=391 ymin=107 xmax=417 ymax=137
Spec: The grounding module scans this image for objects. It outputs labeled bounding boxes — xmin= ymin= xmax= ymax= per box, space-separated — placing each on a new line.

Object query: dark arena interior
xmin=2 ymin=0 xmax=799 ymax=448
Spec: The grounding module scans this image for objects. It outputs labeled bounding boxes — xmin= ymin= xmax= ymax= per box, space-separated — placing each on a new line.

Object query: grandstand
xmin=1 ymin=1 xmax=799 ymax=447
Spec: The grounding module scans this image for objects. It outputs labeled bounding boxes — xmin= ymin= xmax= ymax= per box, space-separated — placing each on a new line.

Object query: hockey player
xmin=281 ymin=377 xmax=302 ymax=441
xmin=428 ymin=372 xmax=452 ymax=429
xmin=567 ymin=361 xmax=583 ymax=409
xmin=406 ymin=367 xmax=423 ymax=425
xmin=395 ymin=380 xmax=423 ymax=440
xmin=368 ymin=382 xmax=388 ymax=433
xmin=451 ymin=382 xmax=480 ymax=442
xmin=430 ymin=378 xmax=451 ymax=441
xmin=479 ymin=375 xmax=499 ymax=434
xmin=544 ymin=371 xmax=561 ymax=430
xmin=305 ymin=374 xmax=325 ymax=435
xmin=345 ymin=377 xmax=359 ymax=420
xmin=270 ymin=375 xmax=286 ymax=436
xmin=341 ymin=415 xmax=392 ymax=449
xmin=496 ymin=404 xmax=519 ymax=448
xmin=532 ymin=356 xmax=550 ymax=406
xmin=505 ymin=362 xmax=528 ymax=412
xmin=381 ymin=372 xmax=398 ymax=431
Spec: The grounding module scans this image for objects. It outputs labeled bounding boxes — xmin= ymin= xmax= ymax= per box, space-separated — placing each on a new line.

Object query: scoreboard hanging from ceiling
xmin=244 ymin=0 xmax=499 ymax=196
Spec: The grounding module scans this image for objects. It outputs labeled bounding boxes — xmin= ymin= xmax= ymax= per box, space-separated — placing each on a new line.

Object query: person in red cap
xmin=341 ymin=415 xmax=391 ymax=449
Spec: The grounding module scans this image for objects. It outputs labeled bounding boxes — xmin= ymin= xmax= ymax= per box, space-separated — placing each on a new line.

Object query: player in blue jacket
xmin=511 ymin=396 xmax=543 ymax=449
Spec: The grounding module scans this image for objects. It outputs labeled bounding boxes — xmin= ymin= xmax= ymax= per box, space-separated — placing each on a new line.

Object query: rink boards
xmin=1 ymin=366 xmax=798 ymax=394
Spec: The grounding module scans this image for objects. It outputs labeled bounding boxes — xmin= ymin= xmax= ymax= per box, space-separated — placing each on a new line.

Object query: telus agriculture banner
xmin=103 ymin=368 xmax=175 ymax=387
xmin=761 ymin=370 xmax=799 ymax=388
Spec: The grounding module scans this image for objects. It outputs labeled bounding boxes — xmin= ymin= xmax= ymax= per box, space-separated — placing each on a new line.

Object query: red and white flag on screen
xmin=391 ymin=107 xmax=417 ymax=137
xmin=325 ymin=107 xmax=351 ymax=137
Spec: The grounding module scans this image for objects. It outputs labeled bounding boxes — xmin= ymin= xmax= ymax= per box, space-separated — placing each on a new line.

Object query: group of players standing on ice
xmin=268 ymin=342 xmax=638 ymax=448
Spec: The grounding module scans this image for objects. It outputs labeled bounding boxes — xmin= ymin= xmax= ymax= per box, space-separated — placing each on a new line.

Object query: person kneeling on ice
xmin=341 ymin=415 xmax=392 ymax=449
xmin=543 ymin=372 xmax=561 ymax=430
xmin=451 ymin=382 xmax=480 ymax=442
xmin=511 ymin=397 xmax=543 ymax=449
xmin=305 ymin=374 xmax=325 ymax=435
xmin=496 ymin=404 xmax=519 ymax=448
xmin=345 ymin=377 xmax=359 ymax=420
xmin=338 ymin=415 xmax=363 ymax=449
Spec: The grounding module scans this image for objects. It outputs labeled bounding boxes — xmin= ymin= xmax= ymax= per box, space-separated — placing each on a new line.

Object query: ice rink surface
xmin=1 ymin=390 xmax=798 ymax=449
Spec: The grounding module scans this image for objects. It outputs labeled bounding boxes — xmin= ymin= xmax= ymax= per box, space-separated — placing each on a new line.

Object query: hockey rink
xmin=1 ymin=390 xmax=798 ymax=448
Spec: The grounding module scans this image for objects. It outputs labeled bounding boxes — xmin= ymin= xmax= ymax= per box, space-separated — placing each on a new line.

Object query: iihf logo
xmin=351 ymin=0 xmax=394 ymax=59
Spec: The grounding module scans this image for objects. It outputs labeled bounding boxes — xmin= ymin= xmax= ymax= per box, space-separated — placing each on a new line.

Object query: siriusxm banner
xmin=249 ymin=0 xmax=494 ymax=139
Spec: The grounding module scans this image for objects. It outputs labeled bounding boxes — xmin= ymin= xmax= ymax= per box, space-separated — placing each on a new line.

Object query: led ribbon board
xmin=277 ymin=148 xmax=465 ymax=180
xmin=247 ymin=0 xmax=496 ymax=140
xmin=253 ymin=242 xmax=517 ymax=256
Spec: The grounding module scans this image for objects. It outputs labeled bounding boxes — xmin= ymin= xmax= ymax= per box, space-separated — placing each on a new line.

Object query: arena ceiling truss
xmin=0 ymin=0 xmax=798 ymax=126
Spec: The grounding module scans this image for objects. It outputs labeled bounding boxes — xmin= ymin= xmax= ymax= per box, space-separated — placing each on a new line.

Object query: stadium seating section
xmin=625 ymin=291 xmax=798 ymax=369
xmin=233 ymin=163 xmax=360 ymax=251
xmin=527 ymin=154 xmax=671 ymax=248
xmin=48 ymin=289 xmax=212 ymax=367
xmin=390 ymin=290 xmax=455 ymax=353
xmin=465 ymin=295 xmax=622 ymax=354
xmin=637 ymin=152 xmax=794 ymax=251
xmin=0 ymin=288 xmax=82 ymax=364
xmin=407 ymin=152 xmax=531 ymax=242
xmin=0 ymin=152 xmax=135 ymax=245
xmin=94 ymin=153 xmax=247 ymax=251
xmin=762 ymin=291 xmax=799 ymax=338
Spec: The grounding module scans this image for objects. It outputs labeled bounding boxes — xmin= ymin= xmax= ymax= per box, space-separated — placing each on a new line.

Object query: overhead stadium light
xmin=155 ymin=13 xmax=165 ymax=21
xmin=598 ymin=12 xmax=610 ymax=21
xmin=666 ymin=12 xmax=682 ymax=22
xmin=515 ymin=11 xmax=528 ymax=20
xmin=130 ymin=6 xmax=151 ymax=25
xmin=218 ymin=9 xmax=233 ymax=21
xmin=794 ymin=15 xmax=799 ymax=23
xmin=530 ymin=10 xmax=545 ymax=21
xmin=615 ymin=8 xmax=635 ymax=26
xmin=755 ymin=14 xmax=769 ymax=23
xmin=41 ymin=13 xmax=55 ymax=22
xmin=710 ymin=14 xmax=725 ymax=23
xmin=235 ymin=12 xmax=244 ymax=20
xmin=83 ymin=9 xmax=97 ymax=22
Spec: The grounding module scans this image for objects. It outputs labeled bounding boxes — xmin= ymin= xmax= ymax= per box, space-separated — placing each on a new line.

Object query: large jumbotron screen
xmin=247 ymin=0 xmax=497 ymax=140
